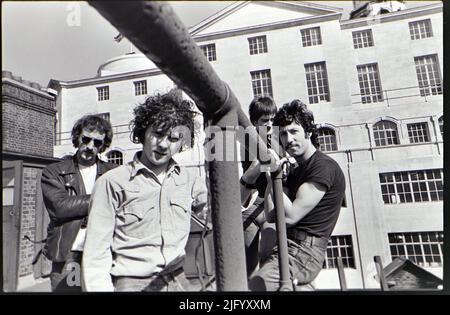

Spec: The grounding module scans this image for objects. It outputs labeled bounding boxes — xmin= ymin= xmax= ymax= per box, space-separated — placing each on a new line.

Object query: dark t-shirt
xmin=285 ymin=150 xmax=346 ymax=239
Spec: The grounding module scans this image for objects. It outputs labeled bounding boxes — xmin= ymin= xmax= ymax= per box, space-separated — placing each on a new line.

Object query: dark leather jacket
xmin=41 ymin=155 xmax=117 ymax=262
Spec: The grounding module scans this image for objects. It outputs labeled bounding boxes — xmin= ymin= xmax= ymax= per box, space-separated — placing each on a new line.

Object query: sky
xmin=2 ymin=1 xmax=435 ymax=87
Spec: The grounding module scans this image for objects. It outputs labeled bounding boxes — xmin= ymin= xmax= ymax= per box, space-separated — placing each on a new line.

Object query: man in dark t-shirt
xmin=249 ymin=99 xmax=346 ymax=291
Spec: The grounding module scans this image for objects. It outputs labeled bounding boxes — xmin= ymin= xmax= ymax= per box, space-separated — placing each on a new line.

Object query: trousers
xmin=248 ymin=235 xmax=327 ymax=291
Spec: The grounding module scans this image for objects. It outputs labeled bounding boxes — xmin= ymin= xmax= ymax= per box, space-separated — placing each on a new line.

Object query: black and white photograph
xmin=2 ymin=0 xmax=444 ymax=298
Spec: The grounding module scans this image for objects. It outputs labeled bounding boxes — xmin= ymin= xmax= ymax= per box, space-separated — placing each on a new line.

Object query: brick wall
xmin=2 ymin=82 xmax=55 ymax=157
xmin=18 ymin=167 xmax=41 ymax=277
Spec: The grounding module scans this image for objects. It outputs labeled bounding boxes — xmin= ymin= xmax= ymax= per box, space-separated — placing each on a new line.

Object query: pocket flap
xmin=123 ymin=203 xmax=154 ymax=220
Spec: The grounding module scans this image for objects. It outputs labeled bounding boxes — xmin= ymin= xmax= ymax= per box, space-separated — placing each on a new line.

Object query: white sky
xmin=1 ymin=1 xmax=436 ymax=87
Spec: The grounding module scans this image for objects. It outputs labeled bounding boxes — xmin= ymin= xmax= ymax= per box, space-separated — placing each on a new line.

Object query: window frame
xmin=304 ymin=61 xmax=330 ymax=104
xmin=409 ymin=19 xmax=433 ymax=40
xmin=323 ymin=235 xmax=356 ymax=269
xmin=248 ymin=35 xmax=268 ymax=55
xmin=97 ymin=86 xmax=109 ymax=101
xmin=134 ymin=80 xmax=147 ymax=96
xmin=379 ymin=169 xmax=443 ymax=204
xmin=200 ymin=43 xmax=217 ymax=61
xmin=389 ymin=231 xmax=443 ymax=267
xmin=317 ymin=127 xmax=338 ymax=152
xmin=407 ymin=122 xmax=431 ymax=144
xmin=106 ymin=150 xmax=124 ymax=166
xmin=414 ymin=54 xmax=442 ymax=97
xmin=373 ymin=120 xmax=400 ymax=147
xmin=352 ymin=29 xmax=374 ymax=49
xmin=250 ymin=69 xmax=273 ymax=98
xmin=300 ymin=27 xmax=322 ymax=47
xmin=357 ymin=63 xmax=383 ymax=104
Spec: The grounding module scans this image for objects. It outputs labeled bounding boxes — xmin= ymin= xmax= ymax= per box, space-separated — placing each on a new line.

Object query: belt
xmin=286 ymin=229 xmax=329 ymax=249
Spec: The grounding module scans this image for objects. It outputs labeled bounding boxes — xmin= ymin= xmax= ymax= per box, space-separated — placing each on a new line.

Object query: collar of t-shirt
xmin=78 ymin=163 xmax=98 ymax=194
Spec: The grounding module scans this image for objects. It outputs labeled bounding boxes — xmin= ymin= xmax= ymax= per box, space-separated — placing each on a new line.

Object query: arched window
xmin=317 ymin=128 xmax=338 ymax=152
xmin=107 ymin=150 xmax=123 ymax=165
xmin=373 ymin=120 xmax=400 ymax=147
xmin=438 ymin=116 xmax=443 ymax=138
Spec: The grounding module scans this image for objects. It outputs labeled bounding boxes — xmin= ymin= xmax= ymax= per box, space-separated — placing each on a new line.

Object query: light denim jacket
xmin=82 ymin=152 xmax=207 ymax=291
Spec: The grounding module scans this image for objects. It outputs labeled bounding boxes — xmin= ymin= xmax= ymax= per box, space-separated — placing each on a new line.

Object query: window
xmin=248 ymin=36 xmax=268 ymax=55
xmin=323 ymin=235 xmax=355 ymax=269
xmin=409 ymin=19 xmax=433 ymax=40
xmin=373 ymin=120 xmax=399 ymax=146
xmin=317 ymin=128 xmax=337 ymax=152
xmin=389 ymin=232 xmax=443 ymax=267
xmin=97 ymin=86 xmax=109 ymax=101
xmin=250 ymin=69 xmax=273 ymax=98
xmin=200 ymin=43 xmax=216 ymax=61
xmin=407 ymin=122 xmax=430 ymax=143
xmin=134 ymin=80 xmax=147 ymax=96
xmin=305 ymin=62 xmax=330 ymax=104
xmin=438 ymin=116 xmax=443 ymax=137
xmin=94 ymin=112 xmax=110 ymax=122
xmin=379 ymin=169 xmax=443 ymax=204
xmin=107 ymin=150 xmax=123 ymax=165
xmin=352 ymin=29 xmax=374 ymax=49
xmin=357 ymin=63 xmax=383 ymax=104
xmin=414 ymin=55 xmax=442 ymax=96
xmin=300 ymin=27 xmax=322 ymax=47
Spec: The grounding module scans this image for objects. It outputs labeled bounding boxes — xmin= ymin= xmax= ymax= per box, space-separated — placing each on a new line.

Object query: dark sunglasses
xmin=81 ymin=135 xmax=104 ymax=148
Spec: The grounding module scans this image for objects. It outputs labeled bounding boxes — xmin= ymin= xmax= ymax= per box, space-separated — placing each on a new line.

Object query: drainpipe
xmin=88 ymin=1 xmax=280 ymax=291
xmin=345 ymin=150 xmax=366 ymax=288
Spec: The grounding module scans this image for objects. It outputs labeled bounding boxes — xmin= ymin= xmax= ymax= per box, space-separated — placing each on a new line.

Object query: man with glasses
xmin=82 ymin=91 xmax=207 ymax=292
xmin=41 ymin=114 xmax=117 ymax=292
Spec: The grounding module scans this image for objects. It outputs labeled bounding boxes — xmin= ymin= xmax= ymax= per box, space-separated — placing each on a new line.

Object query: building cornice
xmin=2 ymin=94 xmax=57 ymax=116
xmin=189 ymin=1 xmax=342 ymax=35
xmin=2 ymin=150 xmax=60 ymax=165
xmin=340 ymin=3 xmax=442 ymax=29
xmin=50 ymin=68 xmax=164 ymax=89
xmin=193 ymin=13 xmax=341 ymax=43
xmin=2 ymin=77 xmax=54 ymax=99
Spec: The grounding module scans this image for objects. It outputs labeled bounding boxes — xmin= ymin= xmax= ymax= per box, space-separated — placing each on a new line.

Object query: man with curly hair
xmin=249 ymin=100 xmax=346 ymax=291
xmin=41 ymin=114 xmax=117 ymax=292
xmin=82 ymin=90 xmax=207 ymax=292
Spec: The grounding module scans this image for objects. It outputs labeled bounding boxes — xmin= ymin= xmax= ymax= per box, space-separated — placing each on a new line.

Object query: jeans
xmin=248 ymin=238 xmax=326 ymax=291
xmin=50 ymin=251 xmax=82 ymax=292
xmin=242 ymin=203 xmax=277 ymax=277
xmin=113 ymin=269 xmax=191 ymax=292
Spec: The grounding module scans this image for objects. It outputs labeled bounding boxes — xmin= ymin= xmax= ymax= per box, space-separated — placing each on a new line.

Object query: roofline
xmin=47 ymin=67 xmax=164 ymax=89
xmin=3 ymin=77 xmax=55 ymax=99
xmin=193 ymin=12 xmax=342 ymax=42
xmin=189 ymin=0 xmax=343 ymax=36
xmin=341 ymin=2 xmax=442 ymax=29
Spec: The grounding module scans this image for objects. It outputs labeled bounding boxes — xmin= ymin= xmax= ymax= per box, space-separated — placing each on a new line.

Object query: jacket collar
xmin=58 ymin=153 xmax=105 ymax=176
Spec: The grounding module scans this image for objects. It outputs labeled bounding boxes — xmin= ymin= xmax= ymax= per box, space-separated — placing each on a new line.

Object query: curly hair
xmin=273 ymin=99 xmax=319 ymax=148
xmin=130 ymin=90 xmax=197 ymax=149
xmin=248 ymin=96 xmax=277 ymax=125
xmin=71 ymin=114 xmax=113 ymax=153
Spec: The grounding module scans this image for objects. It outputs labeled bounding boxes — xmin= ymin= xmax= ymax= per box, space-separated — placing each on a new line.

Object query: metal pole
xmin=271 ymin=169 xmax=292 ymax=291
xmin=336 ymin=257 xmax=348 ymax=291
xmin=88 ymin=1 xmax=278 ymax=291
xmin=373 ymin=256 xmax=389 ymax=291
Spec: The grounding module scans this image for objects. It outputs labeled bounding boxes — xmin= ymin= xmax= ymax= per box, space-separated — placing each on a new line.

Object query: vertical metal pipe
xmin=374 ymin=256 xmax=389 ymax=291
xmin=207 ymin=108 xmax=248 ymax=291
xmin=271 ymin=169 xmax=292 ymax=291
xmin=336 ymin=257 xmax=348 ymax=291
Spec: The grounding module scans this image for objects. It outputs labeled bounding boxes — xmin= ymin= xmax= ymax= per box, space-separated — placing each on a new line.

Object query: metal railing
xmin=351 ymin=85 xmax=443 ymax=106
